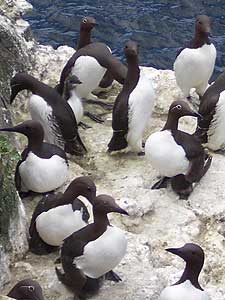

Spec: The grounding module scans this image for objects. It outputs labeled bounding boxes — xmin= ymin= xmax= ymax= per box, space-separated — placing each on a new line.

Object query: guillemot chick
xmin=194 ymin=70 xmax=225 ymax=151
xmin=174 ymin=15 xmax=216 ymax=99
xmin=29 ymin=176 xmax=96 ymax=255
xmin=0 ymin=120 xmax=69 ymax=198
xmin=7 ymin=278 xmax=44 ymax=300
xmin=145 ymin=101 xmax=212 ymax=199
xmin=108 ymin=40 xmax=155 ymax=155
xmin=56 ymin=194 xmax=128 ymax=300
xmin=160 ymin=243 xmax=210 ymax=300
xmin=10 ymin=73 xmax=87 ymax=156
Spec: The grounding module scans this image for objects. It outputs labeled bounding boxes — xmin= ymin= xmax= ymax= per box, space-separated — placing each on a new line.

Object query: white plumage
xmin=74 ymin=225 xmax=127 ymax=278
xmin=160 ymin=280 xmax=210 ymax=300
xmin=207 ymin=90 xmax=225 ymax=150
xmin=19 ymin=152 xmax=68 ymax=193
xmin=36 ymin=205 xmax=87 ymax=246
xmin=71 ymin=56 xmax=107 ymax=99
xmin=28 ymin=95 xmax=62 ymax=147
xmin=127 ymin=70 xmax=155 ymax=152
xmin=145 ymin=130 xmax=189 ymax=177
xmin=67 ymin=90 xmax=84 ymax=124
xmin=174 ymin=44 xmax=216 ymax=97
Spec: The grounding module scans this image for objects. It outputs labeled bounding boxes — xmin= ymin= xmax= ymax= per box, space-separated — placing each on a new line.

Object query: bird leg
xmin=84 ymin=111 xmax=104 ymax=123
xmin=105 ymin=270 xmax=122 ymax=282
xmin=151 ymin=177 xmax=169 ymax=189
xmin=83 ymin=98 xmax=114 ymax=110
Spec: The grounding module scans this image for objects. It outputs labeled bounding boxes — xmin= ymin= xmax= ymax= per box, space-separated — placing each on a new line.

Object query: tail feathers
xmin=65 ymin=134 xmax=87 ymax=156
xmin=108 ymin=131 xmax=127 ymax=152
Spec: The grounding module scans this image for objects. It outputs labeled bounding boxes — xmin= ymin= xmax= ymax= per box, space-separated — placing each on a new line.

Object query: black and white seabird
xmin=29 ymin=176 xmax=97 ymax=255
xmin=76 ymin=16 xmax=97 ymax=50
xmin=160 ymin=243 xmax=210 ymax=300
xmin=0 ymin=120 xmax=69 ymax=197
xmin=108 ymin=40 xmax=155 ymax=154
xmin=55 ymin=194 xmax=128 ymax=300
xmin=145 ymin=101 xmax=212 ymax=199
xmin=194 ymin=70 xmax=225 ymax=151
xmin=10 ymin=73 xmax=87 ymax=156
xmin=7 ymin=278 xmax=44 ymax=300
xmin=56 ymin=42 xmax=127 ymax=102
xmin=174 ymin=15 xmax=216 ymax=99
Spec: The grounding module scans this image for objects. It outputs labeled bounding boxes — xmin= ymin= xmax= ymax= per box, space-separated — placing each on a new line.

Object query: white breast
xmin=71 ymin=56 xmax=107 ymax=98
xmin=36 ymin=205 xmax=87 ymax=246
xmin=74 ymin=225 xmax=127 ymax=278
xmin=174 ymin=44 xmax=216 ymax=97
xmin=19 ymin=152 xmax=68 ymax=193
xmin=127 ymin=71 xmax=155 ymax=152
xmin=160 ymin=280 xmax=210 ymax=300
xmin=207 ymin=90 xmax=225 ymax=150
xmin=145 ymin=130 xmax=189 ymax=177
xmin=68 ymin=90 xmax=84 ymax=124
xmin=28 ymin=95 xmax=63 ymax=147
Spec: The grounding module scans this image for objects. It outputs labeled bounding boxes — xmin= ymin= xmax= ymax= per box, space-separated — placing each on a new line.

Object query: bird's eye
xmin=83 ymin=18 xmax=87 ymax=23
xmin=87 ymin=186 xmax=91 ymax=191
xmin=198 ymin=21 xmax=202 ymax=25
xmin=28 ymin=286 xmax=35 ymax=292
xmin=176 ymin=104 xmax=182 ymax=110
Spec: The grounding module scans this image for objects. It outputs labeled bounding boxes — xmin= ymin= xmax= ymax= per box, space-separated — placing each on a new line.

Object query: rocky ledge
xmin=0 ymin=1 xmax=225 ymax=299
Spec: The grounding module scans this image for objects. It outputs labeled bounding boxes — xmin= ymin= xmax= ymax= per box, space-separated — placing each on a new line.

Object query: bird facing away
xmin=193 ymin=70 xmax=225 ymax=151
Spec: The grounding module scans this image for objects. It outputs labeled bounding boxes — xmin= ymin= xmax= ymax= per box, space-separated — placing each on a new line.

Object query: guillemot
xmin=174 ymin=15 xmax=216 ymax=99
xmin=76 ymin=16 xmax=97 ymax=50
xmin=10 ymin=73 xmax=87 ymax=155
xmin=0 ymin=120 xmax=69 ymax=198
xmin=7 ymin=278 xmax=44 ymax=300
xmin=194 ymin=70 xmax=225 ymax=151
xmin=160 ymin=243 xmax=210 ymax=300
xmin=56 ymin=42 xmax=127 ymax=104
xmin=55 ymin=194 xmax=128 ymax=300
xmin=145 ymin=100 xmax=212 ymax=199
xmin=29 ymin=176 xmax=96 ymax=255
xmin=108 ymin=40 xmax=155 ymax=155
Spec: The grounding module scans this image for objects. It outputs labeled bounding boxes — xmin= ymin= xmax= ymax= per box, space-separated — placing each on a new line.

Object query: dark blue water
xmin=25 ymin=0 xmax=225 ymax=78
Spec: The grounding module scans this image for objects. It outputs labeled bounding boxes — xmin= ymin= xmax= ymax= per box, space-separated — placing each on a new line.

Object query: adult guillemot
xmin=29 ymin=176 xmax=96 ymax=255
xmin=56 ymin=194 xmax=128 ymax=300
xmin=145 ymin=100 xmax=212 ymax=199
xmin=174 ymin=15 xmax=216 ymax=99
xmin=10 ymin=73 xmax=87 ymax=155
xmin=108 ymin=40 xmax=155 ymax=155
xmin=160 ymin=243 xmax=210 ymax=300
xmin=7 ymin=278 xmax=44 ymax=300
xmin=194 ymin=70 xmax=225 ymax=151
xmin=0 ymin=120 xmax=69 ymax=197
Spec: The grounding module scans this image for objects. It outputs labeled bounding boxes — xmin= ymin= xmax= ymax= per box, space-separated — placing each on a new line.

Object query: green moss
xmin=0 ymin=135 xmax=20 ymax=248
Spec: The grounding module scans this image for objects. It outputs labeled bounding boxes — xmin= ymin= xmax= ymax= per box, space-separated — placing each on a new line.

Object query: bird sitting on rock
xmin=145 ymin=100 xmax=212 ymax=199
xmin=0 ymin=120 xmax=69 ymax=198
xmin=56 ymin=194 xmax=128 ymax=300
xmin=29 ymin=176 xmax=96 ymax=255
